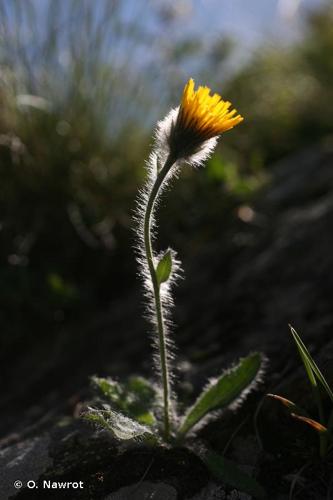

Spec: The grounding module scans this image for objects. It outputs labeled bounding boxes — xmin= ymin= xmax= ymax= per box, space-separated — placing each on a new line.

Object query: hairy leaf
xmin=83 ymin=407 xmax=154 ymax=441
xmin=92 ymin=376 xmax=122 ymax=401
xmin=125 ymin=376 xmax=157 ymax=424
xmin=156 ymin=250 xmax=172 ymax=285
xmin=204 ymin=452 xmax=265 ymax=499
xmin=178 ymin=353 xmax=262 ymax=436
xmin=91 ymin=375 xmax=157 ymax=425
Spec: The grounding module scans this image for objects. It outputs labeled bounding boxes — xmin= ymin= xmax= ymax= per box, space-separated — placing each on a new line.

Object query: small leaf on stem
xmin=156 ymin=249 xmax=172 ymax=285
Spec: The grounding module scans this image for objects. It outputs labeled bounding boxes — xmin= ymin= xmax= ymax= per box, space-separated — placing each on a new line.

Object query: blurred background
xmin=1 ymin=0 xmax=333 ymax=438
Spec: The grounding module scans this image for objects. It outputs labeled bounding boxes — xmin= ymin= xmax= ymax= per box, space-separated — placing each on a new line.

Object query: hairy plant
xmin=84 ymin=79 xmax=265 ymax=497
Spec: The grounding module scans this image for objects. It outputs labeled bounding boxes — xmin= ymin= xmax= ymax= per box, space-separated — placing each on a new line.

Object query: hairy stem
xmin=143 ymin=154 xmax=175 ymax=441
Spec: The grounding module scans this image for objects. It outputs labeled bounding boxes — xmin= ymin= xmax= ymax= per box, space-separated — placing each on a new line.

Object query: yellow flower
xmin=180 ymin=79 xmax=243 ymax=137
xmin=168 ymin=78 xmax=243 ymax=160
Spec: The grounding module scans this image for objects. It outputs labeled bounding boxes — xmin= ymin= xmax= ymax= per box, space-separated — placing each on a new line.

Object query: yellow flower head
xmin=168 ymin=78 xmax=243 ymax=161
xmin=180 ymin=79 xmax=243 ymax=137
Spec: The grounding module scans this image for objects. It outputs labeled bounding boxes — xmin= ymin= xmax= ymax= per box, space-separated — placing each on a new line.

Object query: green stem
xmin=314 ymin=386 xmax=327 ymax=458
xmin=143 ymin=153 xmax=175 ymax=441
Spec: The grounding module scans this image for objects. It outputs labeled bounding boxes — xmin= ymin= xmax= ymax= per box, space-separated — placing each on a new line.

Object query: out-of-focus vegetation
xmin=0 ymin=1 xmax=332 ymax=352
xmin=224 ymin=6 xmax=333 ymax=165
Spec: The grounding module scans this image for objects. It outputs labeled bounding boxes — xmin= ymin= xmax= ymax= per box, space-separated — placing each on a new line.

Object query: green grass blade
xmin=290 ymin=326 xmax=333 ymax=403
xmin=178 ymin=353 xmax=262 ymax=437
xmin=204 ymin=452 xmax=266 ymax=499
xmin=327 ymin=411 xmax=333 ymax=433
xmin=289 ymin=327 xmax=317 ymax=388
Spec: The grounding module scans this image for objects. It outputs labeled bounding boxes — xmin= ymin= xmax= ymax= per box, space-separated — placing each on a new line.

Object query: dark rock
xmin=104 ymin=481 xmax=177 ymax=500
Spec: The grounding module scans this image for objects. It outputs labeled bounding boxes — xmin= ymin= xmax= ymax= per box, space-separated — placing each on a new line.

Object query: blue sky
xmin=114 ymin=0 xmax=328 ymax=81
xmin=2 ymin=0 xmax=328 ymax=106
xmin=4 ymin=0 xmax=327 ymax=61
xmin=159 ymin=0 xmax=327 ymax=53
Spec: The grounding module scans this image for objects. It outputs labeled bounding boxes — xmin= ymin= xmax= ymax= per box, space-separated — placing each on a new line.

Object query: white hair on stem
xmin=133 ymin=106 xmax=220 ymax=438
xmin=133 ymin=150 xmax=181 ymax=427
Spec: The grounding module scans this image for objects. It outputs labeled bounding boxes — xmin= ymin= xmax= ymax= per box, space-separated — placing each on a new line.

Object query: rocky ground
xmin=1 ymin=139 xmax=333 ymax=499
